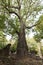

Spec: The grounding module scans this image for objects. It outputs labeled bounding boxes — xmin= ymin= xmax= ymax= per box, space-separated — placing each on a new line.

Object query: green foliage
xmin=0 ymin=0 xmax=43 ymax=35
xmin=29 ymin=43 xmax=38 ymax=51
xmin=34 ymin=15 xmax=43 ymax=42
xmin=11 ymin=40 xmax=17 ymax=52
xmin=0 ymin=31 xmax=7 ymax=49
xmin=11 ymin=43 xmax=17 ymax=52
xmin=36 ymin=15 xmax=43 ymax=31
xmin=34 ymin=33 xmax=41 ymax=42
xmin=0 ymin=14 xmax=6 ymax=30
xmin=7 ymin=17 xmax=20 ymax=35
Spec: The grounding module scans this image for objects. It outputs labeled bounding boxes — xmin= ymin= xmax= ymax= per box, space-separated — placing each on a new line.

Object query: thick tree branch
xmin=8 ymin=6 xmax=19 ymax=9
xmin=1 ymin=5 xmax=19 ymax=9
xmin=17 ymin=0 xmax=21 ymax=10
xmin=1 ymin=0 xmax=20 ymax=19
xmin=9 ymin=11 xmax=20 ymax=19
xmin=3 ymin=6 xmax=20 ymax=19
xmin=26 ymin=22 xmax=40 ymax=29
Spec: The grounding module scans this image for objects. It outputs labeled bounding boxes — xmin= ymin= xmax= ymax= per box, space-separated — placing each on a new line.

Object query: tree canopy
xmin=0 ymin=0 xmax=43 ymax=36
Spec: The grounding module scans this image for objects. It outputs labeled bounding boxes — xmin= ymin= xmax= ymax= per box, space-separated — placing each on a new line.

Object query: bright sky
xmin=6 ymin=35 xmax=11 ymax=41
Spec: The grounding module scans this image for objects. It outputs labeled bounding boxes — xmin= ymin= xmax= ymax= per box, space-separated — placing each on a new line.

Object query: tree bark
xmin=16 ymin=22 xmax=28 ymax=58
xmin=16 ymin=0 xmax=28 ymax=58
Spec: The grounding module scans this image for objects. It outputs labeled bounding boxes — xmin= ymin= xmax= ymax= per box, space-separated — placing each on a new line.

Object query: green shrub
xmin=0 ymin=42 xmax=6 ymax=49
xmin=11 ymin=42 xmax=17 ymax=52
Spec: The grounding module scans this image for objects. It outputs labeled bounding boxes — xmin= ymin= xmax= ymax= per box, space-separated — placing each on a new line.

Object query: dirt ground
xmin=0 ymin=54 xmax=43 ymax=65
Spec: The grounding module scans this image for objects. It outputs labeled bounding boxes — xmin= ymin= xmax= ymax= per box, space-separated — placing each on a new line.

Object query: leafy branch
xmin=1 ymin=0 xmax=20 ymax=19
xmin=26 ymin=21 xmax=41 ymax=29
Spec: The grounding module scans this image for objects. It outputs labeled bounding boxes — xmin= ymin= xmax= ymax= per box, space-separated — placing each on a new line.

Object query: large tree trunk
xmin=16 ymin=0 xmax=28 ymax=58
xmin=16 ymin=22 xmax=28 ymax=58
